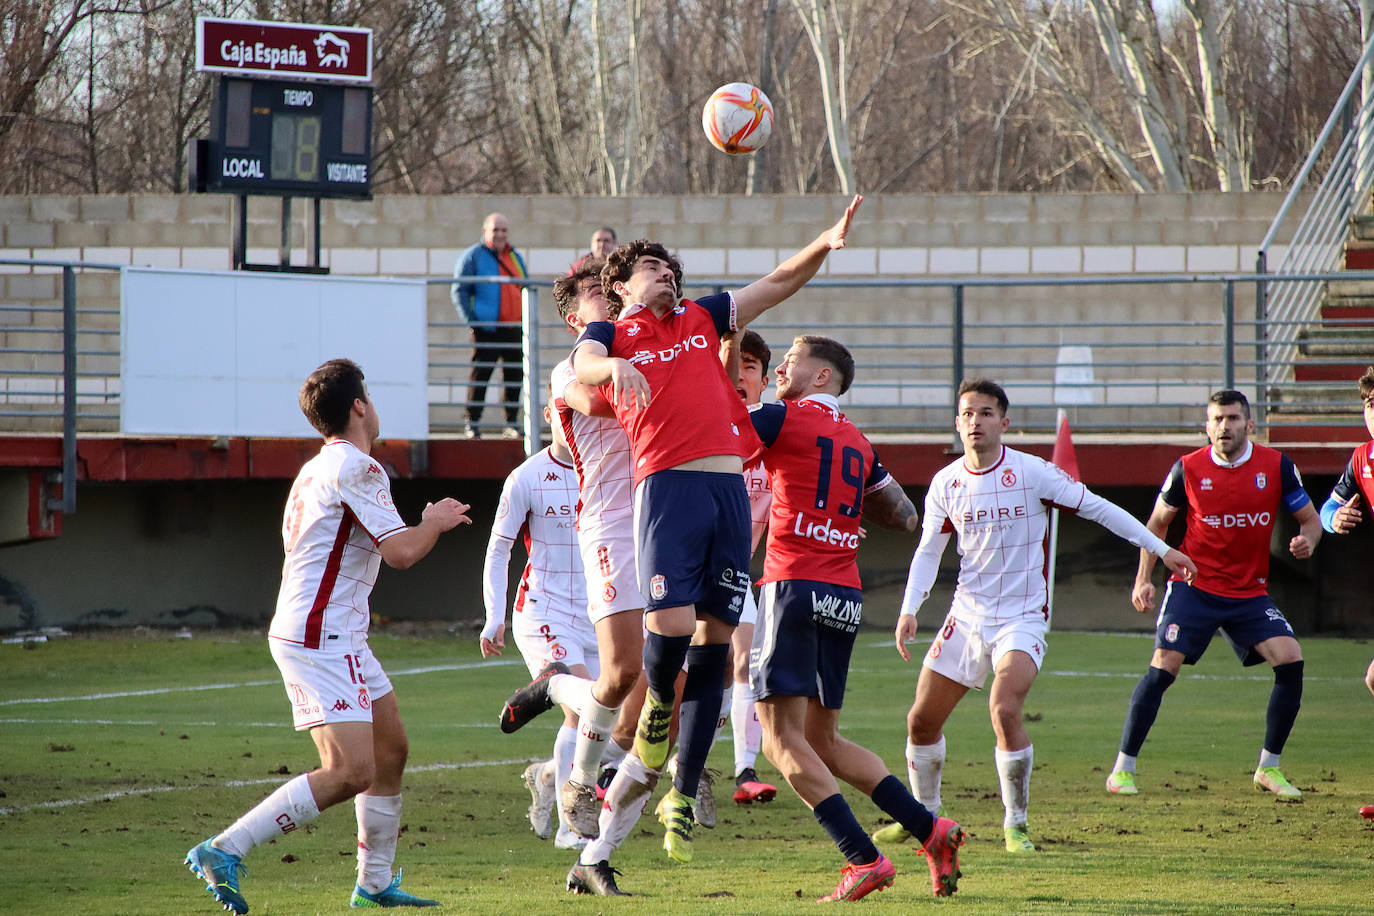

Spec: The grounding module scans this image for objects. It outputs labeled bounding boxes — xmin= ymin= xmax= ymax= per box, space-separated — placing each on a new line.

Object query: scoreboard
xmin=193 ymin=76 xmax=372 ymax=198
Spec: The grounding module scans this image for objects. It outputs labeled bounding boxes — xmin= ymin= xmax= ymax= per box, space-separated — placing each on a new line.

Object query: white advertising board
xmin=121 ymin=268 xmax=428 ymax=438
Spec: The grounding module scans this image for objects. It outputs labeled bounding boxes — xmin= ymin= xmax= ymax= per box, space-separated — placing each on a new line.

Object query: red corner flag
xmin=1051 ymin=409 xmax=1080 ymax=482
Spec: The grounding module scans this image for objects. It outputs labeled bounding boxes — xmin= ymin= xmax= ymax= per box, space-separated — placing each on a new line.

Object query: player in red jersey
xmin=748 ymin=335 xmax=965 ymax=900
xmin=1106 ymin=390 xmax=1321 ymax=801
xmin=1316 ymin=366 xmax=1374 ymax=817
xmin=570 ymin=195 xmax=862 ymax=863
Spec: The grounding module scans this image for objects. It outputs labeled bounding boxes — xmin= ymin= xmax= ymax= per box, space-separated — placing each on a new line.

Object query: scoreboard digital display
xmin=202 ymin=76 xmax=372 ymax=197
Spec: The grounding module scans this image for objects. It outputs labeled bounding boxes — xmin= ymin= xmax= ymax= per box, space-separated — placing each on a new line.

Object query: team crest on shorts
xmin=603 ymin=582 xmax=617 ymax=602
xmin=552 ymin=644 xmax=567 ymax=661
xmin=1001 ymin=468 xmax=1017 ymax=488
xmin=929 ymin=643 xmax=942 ymax=659
xmin=1255 ymin=471 xmax=1267 ymax=490
xmin=650 ymin=574 xmax=666 ymax=600
xmin=358 ymin=689 xmax=370 ymax=710
xmin=1165 ymin=623 xmax=1180 ymax=643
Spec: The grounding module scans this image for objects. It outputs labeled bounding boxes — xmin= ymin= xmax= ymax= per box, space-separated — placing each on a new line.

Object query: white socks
xmin=995 ymin=744 xmax=1033 ymax=829
xmin=1258 ymin=749 xmax=1281 ymax=769
xmin=731 ymin=684 xmax=761 ymax=775
xmin=905 ymin=737 xmax=945 ymax=816
xmin=1114 ymin=751 xmax=1137 ymax=774
xmin=355 ymin=793 xmax=402 ymax=893
xmin=580 ymin=753 xmax=659 ymax=865
xmin=570 ymin=696 xmax=619 ymax=787
xmin=548 ymin=673 xmax=593 ymax=716
xmin=553 ymin=724 xmax=578 ymax=831
xmin=215 ymin=773 xmax=320 ymax=859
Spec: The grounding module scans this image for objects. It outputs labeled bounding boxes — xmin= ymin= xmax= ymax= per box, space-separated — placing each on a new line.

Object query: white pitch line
xmin=0 ymin=658 xmax=522 ymax=707
xmin=0 ymin=756 xmax=536 ymax=817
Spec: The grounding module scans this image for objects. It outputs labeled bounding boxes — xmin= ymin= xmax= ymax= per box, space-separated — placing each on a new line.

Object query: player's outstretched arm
xmin=1288 ymin=502 xmax=1322 ymax=558
xmin=560 ymin=378 xmax=615 ymax=419
xmin=864 ymin=477 xmax=919 ymax=532
xmin=1131 ymin=498 xmax=1177 ymax=612
xmin=1324 ymin=492 xmax=1362 ymax=534
xmin=732 ymin=194 xmax=863 ymax=327
xmin=379 ymin=497 xmax=472 ymax=570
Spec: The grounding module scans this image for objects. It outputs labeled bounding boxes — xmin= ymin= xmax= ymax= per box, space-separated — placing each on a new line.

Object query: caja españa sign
xmin=196 ymin=17 xmax=372 ymax=83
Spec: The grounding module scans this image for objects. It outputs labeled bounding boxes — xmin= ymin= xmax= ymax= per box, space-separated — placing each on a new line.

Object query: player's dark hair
xmin=957 ymin=377 xmax=1009 ymax=414
xmin=796 ymin=335 xmax=855 ymax=395
xmin=739 ymin=329 xmax=772 ymax=375
xmin=1208 ymin=388 xmax=1250 ymax=419
xmin=1358 ymin=366 xmax=1374 ymax=401
xmin=299 ymin=358 xmax=366 ymax=437
xmin=553 ymin=260 xmax=604 ymax=321
xmin=595 ymin=226 xmax=617 ymax=242
xmin=601 ymin=240 xmax=683 ymax=310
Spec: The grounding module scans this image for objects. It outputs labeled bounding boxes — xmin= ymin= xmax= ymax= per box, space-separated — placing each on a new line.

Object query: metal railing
xmin=1256 ymin=35 xmax=1374 ymax=399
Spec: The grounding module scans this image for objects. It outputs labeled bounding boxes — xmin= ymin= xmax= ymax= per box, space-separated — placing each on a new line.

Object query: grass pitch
xmin=2 ymin=627 xmax=1372 ymax=915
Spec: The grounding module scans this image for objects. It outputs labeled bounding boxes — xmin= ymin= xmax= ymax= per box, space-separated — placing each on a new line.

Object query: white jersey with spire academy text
xmin=270 ymin=440 xmax=408 ymax=649
xmin=902 ymin=445 xmax=1168 ymax=625
xmin=482 ymin=447 xmax=586 ymax=628
xmin=551 ymin=358 xmax=634 ymax=530
xmin=744 ymin=456 xmax=772 ymax=553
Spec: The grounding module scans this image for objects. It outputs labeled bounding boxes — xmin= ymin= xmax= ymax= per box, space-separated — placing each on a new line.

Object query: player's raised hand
xmin=1160 ymin=548 xmax=1196 ymax=584
xmin=1131 ymin=578 xmax=1157 ymax=613
xmin=826 ymin=194 xmax=863 ymax=250
xmin=423 ymin=498 xmax=472 ymax=531
xmin=480 ymin=623 xmax=506 ymax=659
xmin=1333 ymin=493 xmax=1362 ymax=533
xmin=608 ymin=357 xmax=651 ymax=411
xmin=894 ymin=613 xmax=918 ymax=662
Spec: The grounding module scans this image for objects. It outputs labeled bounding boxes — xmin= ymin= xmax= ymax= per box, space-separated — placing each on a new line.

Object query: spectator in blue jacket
xmin=451 ymin=213 xmax=528 ymax=438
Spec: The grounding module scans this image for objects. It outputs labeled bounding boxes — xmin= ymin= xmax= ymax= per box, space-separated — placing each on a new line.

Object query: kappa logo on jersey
xmin=1201 ymin=511 xmax=1272 ymax=529
xmin=625 ymin=332 xmax=711 ymax=367
xmin=544 ymin=471 xmax=560 ymax=482
xmin=949 ymin=478 xmax=962 ymax=489
xmin=1255 ymin=471 xmax=1267 ymax=490
xmin=1001 ymin=468 xmax=1017 ymax=488
xmin=376 ymin=489 xmax=394 ymax=511
xmin=650 ymin=574 xmax=666 ymax=600
xmin=332 ymin=699 xmax=352 ymax=712
xmin=1200 ymin=477 xmax=1214 ymax=491
xmin=367 ymin=463 xmax=382 ymax=476
xmin=1165 ymin=623 xmax=1180 ymax=643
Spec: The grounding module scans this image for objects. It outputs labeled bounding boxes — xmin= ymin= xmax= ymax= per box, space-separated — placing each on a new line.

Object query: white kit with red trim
xmin=270 ymin=440 xmax=407 ymax=649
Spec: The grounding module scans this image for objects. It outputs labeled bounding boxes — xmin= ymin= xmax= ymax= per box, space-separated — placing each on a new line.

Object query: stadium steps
xmin=1265 ymin=216 xmax=1374 ymax=443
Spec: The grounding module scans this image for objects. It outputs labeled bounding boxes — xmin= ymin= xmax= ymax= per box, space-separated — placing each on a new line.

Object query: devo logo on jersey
xmin=626 ymin=333 xmax=711 ymax=367
xmin=1202 ymin=511 xmax=1272 ymax=529
xmin=1165 ymin=623 xmax=1180 ymax=643
xmin=1255 ymin=472 xmax=1267 ymax=490
xmin=376 ymin=489 xmax=394 ymax=511
xmin=650 ymin=574 xmax=666 ymax=600
xmin=1001 ymin=469 xmax=1017 ymax=487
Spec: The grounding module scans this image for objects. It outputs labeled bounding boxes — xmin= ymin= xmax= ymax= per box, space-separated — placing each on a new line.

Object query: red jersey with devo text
xmin=575 ymin=294 xmax=762 ymax=484
xmin=1330 ymin=440 xmax=1374 ymax=506
xmin=751 ymin=395 xmax=889 ymax=589
xmin=1165 ymin=443 xmax=1291 ymax=598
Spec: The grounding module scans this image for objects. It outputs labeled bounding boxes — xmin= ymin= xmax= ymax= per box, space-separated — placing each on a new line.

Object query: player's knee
xmin=907 ymin=707 xmax=940 ymax=744
xmin=334 ymin=760 xmax=376 ymax=797
xmin=988 ymin=698 xmax=1022 ymax=733
xmin=603 ymin=662 xmax=641 ymax=702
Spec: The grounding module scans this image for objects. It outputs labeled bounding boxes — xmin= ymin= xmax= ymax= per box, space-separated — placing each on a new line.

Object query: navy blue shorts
xmin=633 ymin=469 xmax=751 ymax=621
xmin=749 ymin=579 xmax=863 ymax=709
xmin=1155 ymin=580 xmax=1296 ymax=666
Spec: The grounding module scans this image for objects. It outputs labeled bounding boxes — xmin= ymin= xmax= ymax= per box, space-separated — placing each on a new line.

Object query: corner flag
xmin=1046 ymin=409 xmax=1078 ymax=625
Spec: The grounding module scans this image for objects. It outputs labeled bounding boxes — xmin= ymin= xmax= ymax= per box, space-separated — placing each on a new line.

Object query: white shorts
xmin=270 ymin=633 xmax=394 ymax=731
xmin=512 ymin=603 xmax=601 ymax=679
xmin=921 ymin=611 xmax=1048 ymax=689
xmin=738 ymin=586 xmax=758 ymax=627
xmin=578 ymin=525 xmax=643 ymax=623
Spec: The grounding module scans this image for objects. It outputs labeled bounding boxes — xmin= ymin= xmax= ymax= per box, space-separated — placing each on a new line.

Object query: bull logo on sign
xmin=314 ymin=32 xmax=349 ymax=68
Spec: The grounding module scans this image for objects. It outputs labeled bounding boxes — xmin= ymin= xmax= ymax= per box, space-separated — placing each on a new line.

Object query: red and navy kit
xmin=574 ymin=294 xmax=762 ymax=483
xmin=749 ymin=395 xmax=889 ymax=589
xmin=1327 ymin=440 xmax=1374 ymax=506
xmin=1159 ymin=442 xmax=1310 ymax=598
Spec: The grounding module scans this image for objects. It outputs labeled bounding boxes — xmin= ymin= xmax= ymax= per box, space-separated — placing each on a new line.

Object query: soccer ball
xmin=702 ymin=82 xmax=774 ymax=155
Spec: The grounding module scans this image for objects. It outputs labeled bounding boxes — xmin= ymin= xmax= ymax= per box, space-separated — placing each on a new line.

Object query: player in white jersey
xmin=878 ymin=378 xmax=1195 ymax=854
xmin=185 ymin=359 xmax=470 ymax=914
xmin=482 ymin=398 xmax=600 ymax=849
xmin=726 ymin=329 xmax=777 ymax=805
